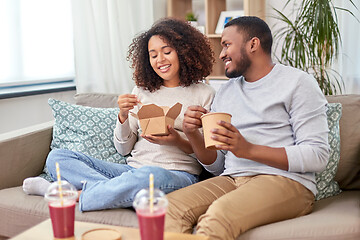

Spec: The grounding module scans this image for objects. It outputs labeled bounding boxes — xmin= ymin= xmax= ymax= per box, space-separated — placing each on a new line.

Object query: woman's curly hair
xmin=127 ymin=17 xmax=215 ymax=92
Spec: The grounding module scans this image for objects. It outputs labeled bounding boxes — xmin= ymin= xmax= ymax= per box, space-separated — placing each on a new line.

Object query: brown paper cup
xmin=201 ymin=112 xmax=232 ymax=150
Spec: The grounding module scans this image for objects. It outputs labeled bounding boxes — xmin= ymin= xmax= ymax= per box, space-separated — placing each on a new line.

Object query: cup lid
xmin=44 ymin=180 xmax=78 ymax=202
xmin=133 ymin=188 xmax=168 ymax=211
xmin=82 ymin=228 xmax=122 ymax=240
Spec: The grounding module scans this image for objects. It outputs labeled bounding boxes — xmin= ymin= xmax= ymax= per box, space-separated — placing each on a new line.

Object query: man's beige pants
xmin=165 ymin=175 xmax=314 ymax=240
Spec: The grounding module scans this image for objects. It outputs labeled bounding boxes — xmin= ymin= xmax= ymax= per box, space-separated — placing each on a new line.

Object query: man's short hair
xmin=225 ymin=16 xmax=273 ymax=55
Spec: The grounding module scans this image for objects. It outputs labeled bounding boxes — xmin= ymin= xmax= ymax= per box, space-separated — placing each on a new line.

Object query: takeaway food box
xmin=131 ymin=102 xmax=182 ymax=136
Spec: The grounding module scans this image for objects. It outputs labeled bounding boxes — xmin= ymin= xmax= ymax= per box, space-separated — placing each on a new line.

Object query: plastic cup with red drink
xmin=133 ymin=188 xmax=168 ymax=240
xmin=45 ymin=180 xmax=78 ymax=239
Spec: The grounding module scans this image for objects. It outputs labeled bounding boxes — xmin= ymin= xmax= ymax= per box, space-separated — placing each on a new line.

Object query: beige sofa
xmin=0 ymin=93 xmax=359 ymax=240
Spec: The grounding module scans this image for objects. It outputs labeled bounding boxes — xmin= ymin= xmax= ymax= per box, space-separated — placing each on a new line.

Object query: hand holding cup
xmin=201 ymin=112 xmax=232 ymax=150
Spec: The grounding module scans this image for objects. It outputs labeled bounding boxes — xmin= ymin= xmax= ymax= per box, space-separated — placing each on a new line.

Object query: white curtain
xmin=335 ymin=0 xmax=360 ymax=94
xmin=71 ymin=0 xmax=154 ymax=94
xmin=0 ymin=0 xmax=74 ymax=86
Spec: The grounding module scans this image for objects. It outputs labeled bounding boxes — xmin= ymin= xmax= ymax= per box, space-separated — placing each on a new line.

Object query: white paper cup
xmin=201 ymin=112 xmax=232 ymax=150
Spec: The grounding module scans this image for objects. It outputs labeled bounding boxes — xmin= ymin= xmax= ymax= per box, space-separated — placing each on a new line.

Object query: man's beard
xmin=225 ymin=47 xmax=251 ymax=78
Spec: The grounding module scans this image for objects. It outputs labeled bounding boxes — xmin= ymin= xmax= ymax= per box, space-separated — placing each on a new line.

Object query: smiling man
xmin=164 ymin=16 xmax=330 ymax=240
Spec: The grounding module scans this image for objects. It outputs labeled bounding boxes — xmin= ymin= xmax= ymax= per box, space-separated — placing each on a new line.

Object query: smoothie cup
xmin=44 ymin=180 xmax=78 ymax=239
xmin=133 ymin=188 xmax=168 ymax=240
xmin=201 ymin=112 xmax=232 ymax=150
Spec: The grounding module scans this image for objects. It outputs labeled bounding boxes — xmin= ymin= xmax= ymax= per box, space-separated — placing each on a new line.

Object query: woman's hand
xmin=117 ymin=94 xmax=141 ymax=123
xmin=142 ymin=125 xmax=194 ymax=154
xmin=141 ymin=125 xmax=180 ymax=146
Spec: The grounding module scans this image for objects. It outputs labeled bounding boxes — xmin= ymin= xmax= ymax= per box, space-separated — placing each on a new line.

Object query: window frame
xmin=0 ymin=79 xmax=76 ymax=99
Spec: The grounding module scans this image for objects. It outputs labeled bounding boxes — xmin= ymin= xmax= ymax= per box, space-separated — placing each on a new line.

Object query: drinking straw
xmin=149 ymin=173 xmax=154 ymax=213
xmin=55 ymin=162 xmax=64 ymax=206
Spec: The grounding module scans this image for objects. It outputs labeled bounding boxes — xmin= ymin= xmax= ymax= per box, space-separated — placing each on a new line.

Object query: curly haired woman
xmin=23 ymin=18 xmax=216 ymax=211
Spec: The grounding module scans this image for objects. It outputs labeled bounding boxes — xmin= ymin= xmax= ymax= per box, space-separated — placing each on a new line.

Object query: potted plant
xmin=272 ymin=0 xmax=357 ymax=95
xmin=186 ymin=11 xmax=198 ymax=27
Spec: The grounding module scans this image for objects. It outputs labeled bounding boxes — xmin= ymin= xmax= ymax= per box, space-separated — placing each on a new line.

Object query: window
xmin=0 ymin=0 xmax=75 ymax=92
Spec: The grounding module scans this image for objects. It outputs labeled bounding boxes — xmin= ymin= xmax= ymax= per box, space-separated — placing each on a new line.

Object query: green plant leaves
xmin=273 ymin=0 xmax=357 ymax=95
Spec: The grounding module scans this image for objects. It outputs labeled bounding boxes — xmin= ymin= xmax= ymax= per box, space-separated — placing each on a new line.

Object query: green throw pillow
xmin=39 ymin=98 xmax=127 ymax=181
xmin=315 ymin=102 xmax=342 ymax=200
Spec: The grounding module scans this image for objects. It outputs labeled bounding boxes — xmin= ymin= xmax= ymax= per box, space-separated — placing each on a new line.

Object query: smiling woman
xmin=0 ymin=0 xmax=75 ymax=97
xmin=148 ymin=35 xmax=181 ymax=88
xmin=128 ymin=18 xmax=215 ymax=92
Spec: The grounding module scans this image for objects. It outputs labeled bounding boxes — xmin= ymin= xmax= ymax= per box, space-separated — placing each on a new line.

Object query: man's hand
xmin=211 ymin=120 xmax=289 ymax=171
xmin=141 ymin=126 xmax=180 ymax=146
xmin=210 ymin=120 xmax=252 ymax=158
xmin=183 ymin=105 xmax=208 ymax=135
xmin=181 ymin=106 xmax=217 ymax=163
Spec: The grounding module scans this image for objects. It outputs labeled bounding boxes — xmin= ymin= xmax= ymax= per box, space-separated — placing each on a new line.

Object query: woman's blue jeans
xmin=46 ymin=149 xmax=198 ymax=212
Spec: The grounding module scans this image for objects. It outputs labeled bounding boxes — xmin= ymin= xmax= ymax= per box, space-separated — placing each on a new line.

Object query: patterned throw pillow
xmin=39 ymin=98 xmax=127 ymax=181
xmin=315 ymin=103 xmax=342 ymax=200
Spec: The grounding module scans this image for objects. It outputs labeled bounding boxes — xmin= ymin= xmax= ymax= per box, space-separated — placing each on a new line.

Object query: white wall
xmin=153 ymin=0 xmax=167 ymax=21
xmin=0 ymin=91 xmax=75 ymax=134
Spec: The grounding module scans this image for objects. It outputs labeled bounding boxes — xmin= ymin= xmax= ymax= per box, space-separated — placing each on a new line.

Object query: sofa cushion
xmin=0 ymin=187 xmax=138 ymax=238
xmin=326 ymin=95 xmax=360 ymax=190
xmin=236 ymin=191 xmax=360 ymax=240
xmin=49 ymin=98 xmax=127 ymax=163
xmin=40 ymin=98 xmax=127 ymax=181
xmin=315 ymin=103 xmax=342 ymax=200
xmin=74 ymin=93 xmax=119 ymax=108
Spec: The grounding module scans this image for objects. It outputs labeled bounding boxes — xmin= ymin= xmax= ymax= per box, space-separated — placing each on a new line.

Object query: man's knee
xmin=196 ymin=200 xmax=239 ymax=240
xmin=165 ymin=192 xmax=195 ymax=234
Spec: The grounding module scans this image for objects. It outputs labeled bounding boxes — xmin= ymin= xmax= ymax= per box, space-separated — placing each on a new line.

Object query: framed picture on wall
xmin=215 ymin=10 xmax=244 ymax=34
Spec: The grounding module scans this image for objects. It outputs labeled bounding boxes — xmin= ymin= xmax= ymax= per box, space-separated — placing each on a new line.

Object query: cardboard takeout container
xmin=132 ymin=103 xmax=182 ymax=136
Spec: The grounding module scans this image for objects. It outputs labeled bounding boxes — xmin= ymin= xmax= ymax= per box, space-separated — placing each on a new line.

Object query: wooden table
xmin=10 ymin=219 xmax=209 ymax=240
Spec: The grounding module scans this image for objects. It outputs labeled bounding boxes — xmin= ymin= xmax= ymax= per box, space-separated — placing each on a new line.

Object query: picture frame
xmin=215 ymin=10 xmax=244 ymax=34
